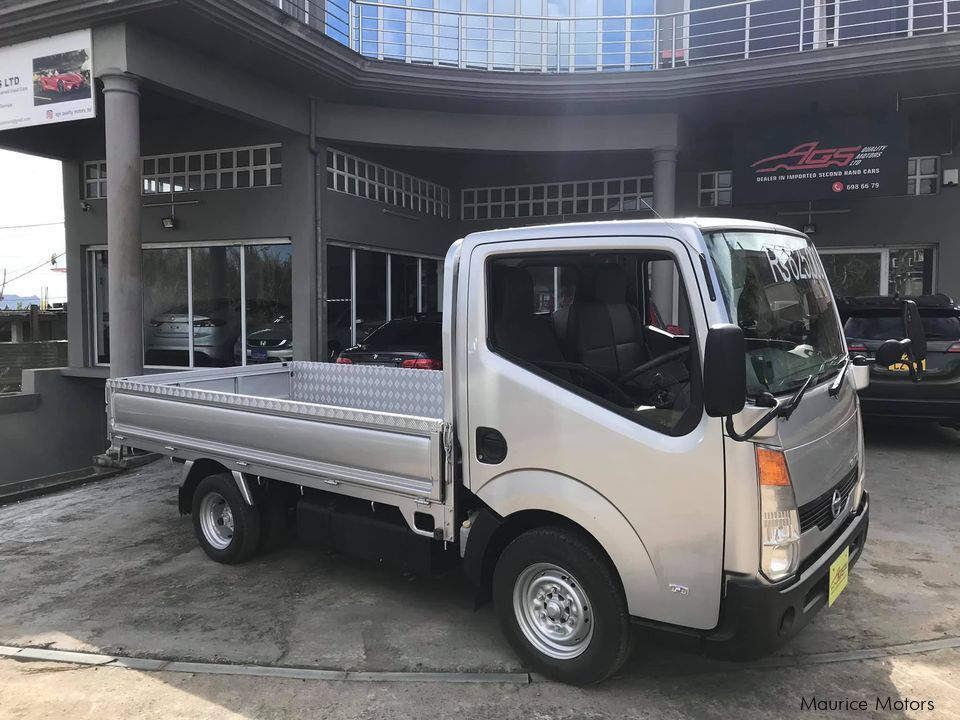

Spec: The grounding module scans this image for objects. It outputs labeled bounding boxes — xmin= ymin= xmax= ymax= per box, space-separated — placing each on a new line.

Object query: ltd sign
xmin=0 ymin=29 xmax=95 ymax=132
xmin=734 ymin=116 xmax=908 ymax=204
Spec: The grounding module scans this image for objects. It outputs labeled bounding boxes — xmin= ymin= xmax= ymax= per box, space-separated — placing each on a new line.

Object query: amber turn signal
xmin=756 ymin=446 xmax=791 ymax=487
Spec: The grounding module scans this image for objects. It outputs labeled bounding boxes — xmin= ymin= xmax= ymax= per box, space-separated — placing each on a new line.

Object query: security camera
xmin=80 ymin=201 xmax=91 ymax=212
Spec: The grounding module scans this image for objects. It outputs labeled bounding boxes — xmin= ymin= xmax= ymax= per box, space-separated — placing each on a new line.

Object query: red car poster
xmin=733 ymin=115 xmax=908 ymax=204
xmin=0 ymin=29 xmax=94 ymax=131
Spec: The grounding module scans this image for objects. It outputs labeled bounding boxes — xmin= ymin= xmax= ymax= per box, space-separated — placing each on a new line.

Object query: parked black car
xmin=840 ymin=294 xmax=960 ymax=427
xmin=335 ymin=313 xmax=442 ymax=369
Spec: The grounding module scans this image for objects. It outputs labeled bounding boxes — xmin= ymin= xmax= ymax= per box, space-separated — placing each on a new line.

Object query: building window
xmin=83 ymin=161 xmax=107 ymax=199
xmin=88 ymin=240 xmax=293 ymax=368
xmin=907 ymin=156 xmax=939 ymax=195
xmin=325 ymin=243 xmax=442 ymax=356
xmin=698 ymin=171 xmax=732 ymax=207
xmin=82 ymin=144 xmax=283 ymax=200
xmin=819 ymin=247 xmax=935 ymax=299
xmin=461 ymin=176 xmax=653 ymax=221
xmin=325 ymin=149 xmax=451 ymax=219
xmin=339 ymin=0 xmax=658 ymax=72
xmin=142 ymin=144 xmax=282 ymax=195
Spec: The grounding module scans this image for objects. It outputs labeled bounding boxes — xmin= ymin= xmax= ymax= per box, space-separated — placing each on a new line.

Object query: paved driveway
xmin=0 ymin=420 xmax=958 ymax=718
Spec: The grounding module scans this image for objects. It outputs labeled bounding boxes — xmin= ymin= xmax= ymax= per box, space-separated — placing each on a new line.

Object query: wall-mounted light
xmin=161 ymin=217 xmax=178 ymax=230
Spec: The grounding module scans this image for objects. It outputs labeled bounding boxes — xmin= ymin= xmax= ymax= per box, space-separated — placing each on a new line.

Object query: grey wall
xmin=321 ymin=191 xmax=455 ymax=257
xmin=315 ymin=104 xmax=680 ymax=152
xmin=0 ymin=369 xmax=107 ymax=487
xmin=64 ymin=97 xmax=318 ymax=365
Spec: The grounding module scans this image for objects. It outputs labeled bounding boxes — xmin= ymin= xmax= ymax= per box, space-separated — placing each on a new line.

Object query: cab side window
xmin=487 ymin=251 xmax=701 ymax=436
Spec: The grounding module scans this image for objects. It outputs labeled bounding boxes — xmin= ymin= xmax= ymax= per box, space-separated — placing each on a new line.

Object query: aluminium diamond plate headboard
xmin=290 ymin=361 xmax=444 ymax=420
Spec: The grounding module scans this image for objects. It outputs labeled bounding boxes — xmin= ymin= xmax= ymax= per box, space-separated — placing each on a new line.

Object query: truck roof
xmin=462 ymin=217 xmax=805 ymax=246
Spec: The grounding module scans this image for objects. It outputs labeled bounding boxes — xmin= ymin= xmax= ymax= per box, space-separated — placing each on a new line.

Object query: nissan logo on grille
xmin=831 ymin=489 xmax=845 ymax=519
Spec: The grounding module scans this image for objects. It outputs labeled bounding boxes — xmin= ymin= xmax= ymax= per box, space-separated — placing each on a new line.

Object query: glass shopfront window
xmin=90 ymin=240 xmax=292 ymax=368
xmin=355 ymin=249 xmax=388 ymax=342
xmin=143 ymin=247 xmax=190 ymax=367
xmin=391 ymin=254 xmax=421 ymax=319
xmin=324 ymin=244 xmax=443 ymax=355
xmin=91 ymin=250 xmax=110 ymax=365
xmin=244 ymin=244 xmax=294 ymax=364
xmin=819 ymin=247 xmax=935 ymax=300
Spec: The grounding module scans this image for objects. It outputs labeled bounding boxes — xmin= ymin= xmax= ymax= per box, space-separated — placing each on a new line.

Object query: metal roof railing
xmin=274 ymin=0 xmax=960 ymax=73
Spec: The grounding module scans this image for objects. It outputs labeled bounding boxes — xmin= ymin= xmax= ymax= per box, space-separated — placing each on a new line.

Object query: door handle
xmin=476 ymin=427 xmax=508 ymax=464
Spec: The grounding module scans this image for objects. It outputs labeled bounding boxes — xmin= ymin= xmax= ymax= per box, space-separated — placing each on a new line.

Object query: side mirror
xmin=902 ymin=300 xmax=927 ymax=362
xmin=703 ymin=324 xmax=747 ymax=418
xmin=874 ymin=338 xmax=911 ymax=367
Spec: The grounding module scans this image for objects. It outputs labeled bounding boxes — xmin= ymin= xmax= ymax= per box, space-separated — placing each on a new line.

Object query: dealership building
xmin=2 ymin=0 xmax=960 ymax=484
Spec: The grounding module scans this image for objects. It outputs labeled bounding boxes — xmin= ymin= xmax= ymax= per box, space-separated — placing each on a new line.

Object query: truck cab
xmin=450 ymin=219 xmax=871 ymax=680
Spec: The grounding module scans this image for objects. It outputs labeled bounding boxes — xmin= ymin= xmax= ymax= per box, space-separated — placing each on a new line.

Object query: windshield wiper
xmin=767 ymin=354 xmax=844 ymax=395
xmin=828 ymin=356 xmax=849 ymax=397
xmin=726 ymin=374 xmax=813 ymax=442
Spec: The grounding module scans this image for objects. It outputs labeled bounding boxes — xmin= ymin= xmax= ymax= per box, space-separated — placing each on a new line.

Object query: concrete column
xmin=652 ymin=146 xmax=678 ymax=323
xmin=29 ymin=304 xmax=39 ymax=341
xmin=102 ymin=73 xmax=143 ymax=378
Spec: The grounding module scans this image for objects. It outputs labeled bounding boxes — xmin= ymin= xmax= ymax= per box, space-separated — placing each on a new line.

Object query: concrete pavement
xmin=0 ymin=420 xmax=957 ymax=717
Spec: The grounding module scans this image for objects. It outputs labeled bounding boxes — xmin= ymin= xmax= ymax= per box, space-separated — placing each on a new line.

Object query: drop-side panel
xmin=106 ymin=362 xmax=446 ymax=505
xmin=111 ymin=392 xmax=441 ymax=499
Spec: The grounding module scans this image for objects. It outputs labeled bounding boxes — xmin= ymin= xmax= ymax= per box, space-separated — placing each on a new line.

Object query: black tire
xmin=492 ymin=526 xmax=635 ymax=685
xmin=191 ymin=473 xmax=261 ymax=564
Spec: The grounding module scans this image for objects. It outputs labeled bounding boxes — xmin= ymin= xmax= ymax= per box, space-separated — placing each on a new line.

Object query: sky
xmin=0 ymin=148 xmax=66 ymax=304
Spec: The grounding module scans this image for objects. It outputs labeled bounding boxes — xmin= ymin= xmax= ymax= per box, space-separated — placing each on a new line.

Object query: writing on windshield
xmin=706 ymin=231 xmax=845 ymax=397
xmin=764 ymin=245 xmax=827 ymax=284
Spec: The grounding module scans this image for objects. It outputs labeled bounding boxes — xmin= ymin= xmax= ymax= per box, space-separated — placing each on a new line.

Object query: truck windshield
xmin=705 ymin=231 xmax=845 ymax=397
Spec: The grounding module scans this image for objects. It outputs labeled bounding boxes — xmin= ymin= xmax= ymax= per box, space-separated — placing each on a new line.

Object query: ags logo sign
xmin=733 ymin=117 xmax=907 ymax=204
xmin=751 ymin=141 xmax=864 ymax=174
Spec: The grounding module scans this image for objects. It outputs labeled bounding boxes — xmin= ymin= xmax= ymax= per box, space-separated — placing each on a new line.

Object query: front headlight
xmin=757 ymin=447 xmax=801 ymax=582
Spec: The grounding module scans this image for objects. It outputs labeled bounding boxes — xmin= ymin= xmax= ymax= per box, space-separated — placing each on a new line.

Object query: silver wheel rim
xmin=513 ymin=562 xmax=594 ymax=660
xmin=199 ymin=491 xmax=235 ymax=550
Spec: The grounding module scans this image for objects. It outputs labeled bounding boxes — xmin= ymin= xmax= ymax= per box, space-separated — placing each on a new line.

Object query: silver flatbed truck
xmin=106 ymin=219 xmax=924 ymax=684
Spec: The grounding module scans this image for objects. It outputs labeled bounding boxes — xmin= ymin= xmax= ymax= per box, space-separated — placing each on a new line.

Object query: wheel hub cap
xmin=513 ymin=563 xmax=593 ymax=660
xmin=199 ymin=491 xmax=235 ymax=550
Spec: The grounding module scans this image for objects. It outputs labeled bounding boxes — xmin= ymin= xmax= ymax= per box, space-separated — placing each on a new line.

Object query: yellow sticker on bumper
xmin=829 ymin=547 xmax=850 ymax=607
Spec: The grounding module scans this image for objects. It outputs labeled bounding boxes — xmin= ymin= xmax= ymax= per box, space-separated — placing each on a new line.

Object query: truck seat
xmin=560 ymin=263 xmax=649 ymax=377
xmin=491 ymin=266 xmax=566 ymax=365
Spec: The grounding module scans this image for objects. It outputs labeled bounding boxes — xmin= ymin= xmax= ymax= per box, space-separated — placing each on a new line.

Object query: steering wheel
xmin=616 ymin=346 xmax=689 ymax=386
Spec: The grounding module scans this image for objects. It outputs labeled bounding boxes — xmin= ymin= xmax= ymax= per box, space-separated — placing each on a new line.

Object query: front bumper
xmin=704 ymin=490 xmax=870 ymax=660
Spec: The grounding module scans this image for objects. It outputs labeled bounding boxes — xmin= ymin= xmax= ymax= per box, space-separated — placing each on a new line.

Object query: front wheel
xmin=192 ymin=473 xmax=261 ymax=564
xmin=492 ymin=526 xmax=635 ymax=684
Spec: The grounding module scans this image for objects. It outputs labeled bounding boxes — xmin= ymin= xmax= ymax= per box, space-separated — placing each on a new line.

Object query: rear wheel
xmin=492 ymin=526 xmax=635 ymax=684
xmin=192 ymin=473 xmax=261 ymax=564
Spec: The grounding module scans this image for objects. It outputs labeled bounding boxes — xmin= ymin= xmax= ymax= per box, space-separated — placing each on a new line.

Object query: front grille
xmin=798 ymin=465 xmax=859 ymax=533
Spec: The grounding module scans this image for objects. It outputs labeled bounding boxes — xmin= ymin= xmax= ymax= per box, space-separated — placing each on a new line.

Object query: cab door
xmin=460 ymin=234 xmax=727 ymax=630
